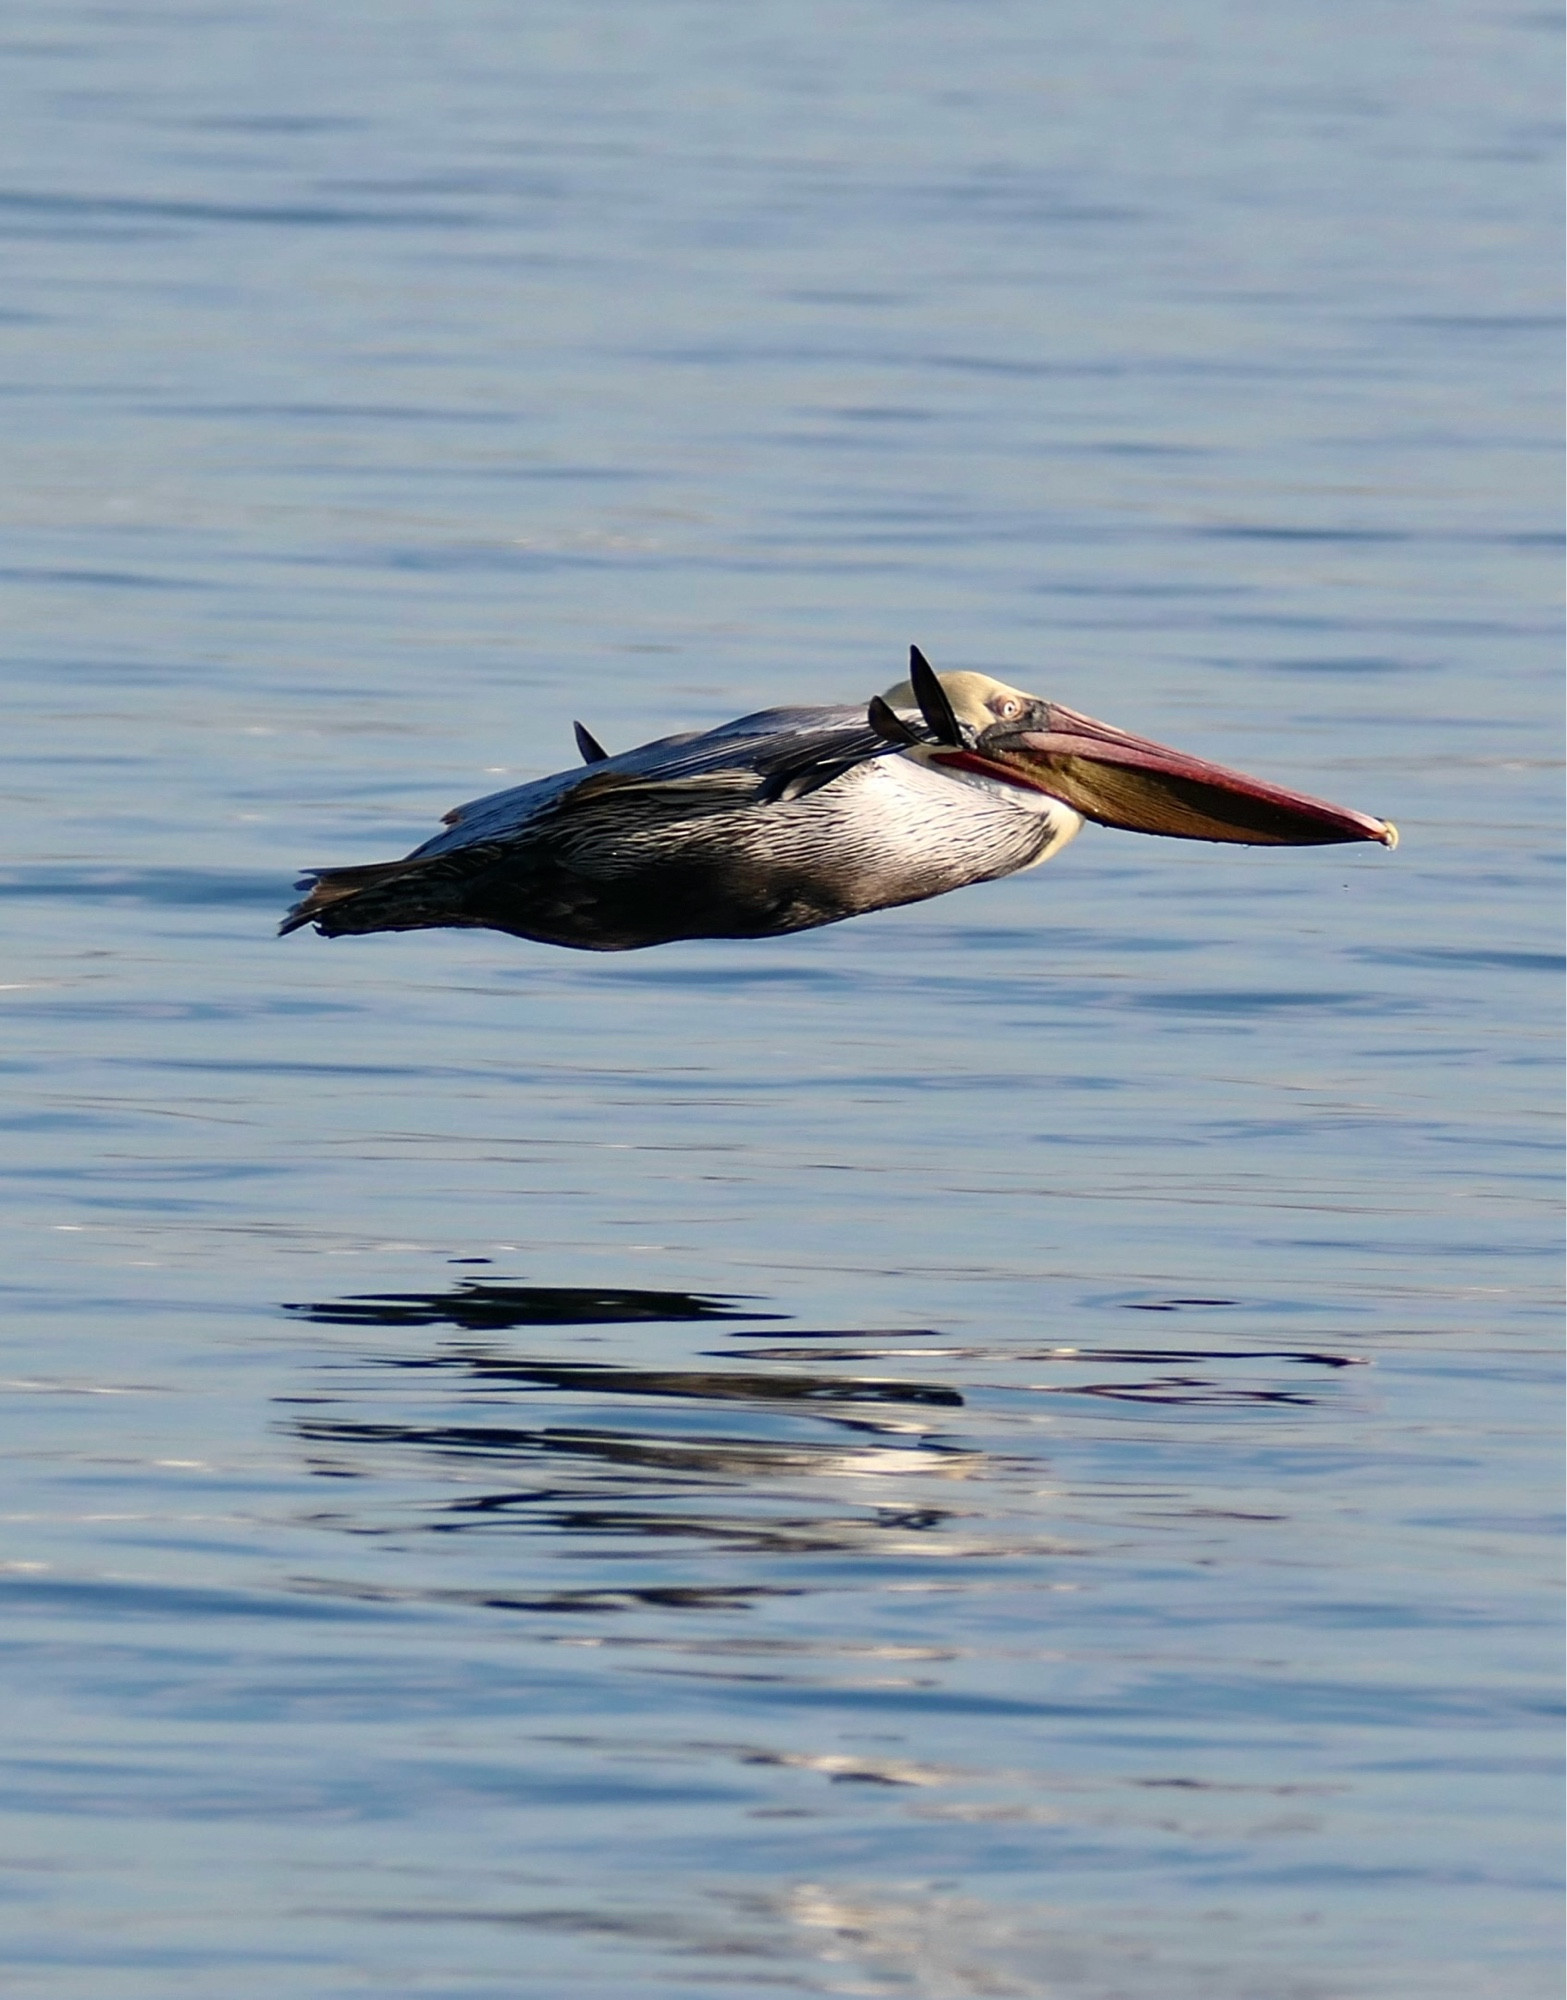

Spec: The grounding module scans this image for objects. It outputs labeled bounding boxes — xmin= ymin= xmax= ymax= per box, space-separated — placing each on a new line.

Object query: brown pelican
xmin=281 ymin=648 xmax=1395 ymax=952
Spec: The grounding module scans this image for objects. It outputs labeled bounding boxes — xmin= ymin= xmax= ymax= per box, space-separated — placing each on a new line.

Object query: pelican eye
xmin=990 ymin=696 xmax=1026 ymax=723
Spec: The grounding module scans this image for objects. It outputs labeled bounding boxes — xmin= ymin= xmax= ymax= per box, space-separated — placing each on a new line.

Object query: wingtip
xmin=574 ymin=719 xmax=609 ymax=764
xmin=867 ymin=693 xmax=922 ymax=746
xmin=278 ymin=892 xmax=321 ymax=936
xmin=907 ymin=644 xmax=962 ymax=747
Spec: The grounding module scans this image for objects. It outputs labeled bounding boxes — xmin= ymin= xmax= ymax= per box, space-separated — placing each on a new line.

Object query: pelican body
xmin=282 ymin=651 xmax=1394 ymax=952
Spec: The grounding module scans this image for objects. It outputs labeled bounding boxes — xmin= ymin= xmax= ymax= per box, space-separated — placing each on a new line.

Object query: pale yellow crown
xmin=878 ymin=670 xmax=1035 ymax=731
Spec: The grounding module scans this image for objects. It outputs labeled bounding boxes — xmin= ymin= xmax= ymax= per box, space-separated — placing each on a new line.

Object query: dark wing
xmin=573 ymin=720 xmax=610 ymax=763
xmin=281 ymin=704 xmax=910 ymax=938
xmin=412 ymin=704 xmax=902 ymax=859
xmin=572 ymin=710 xmax=902 ymax=808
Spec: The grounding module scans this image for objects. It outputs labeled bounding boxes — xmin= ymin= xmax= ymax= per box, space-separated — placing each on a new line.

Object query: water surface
xmin=0 ymin=3 xmax=1560 ymax=1995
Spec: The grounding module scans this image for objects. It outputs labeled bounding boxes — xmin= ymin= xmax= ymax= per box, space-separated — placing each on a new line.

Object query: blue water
xmin=1 ymin=3 xmax=1560 ymax=1994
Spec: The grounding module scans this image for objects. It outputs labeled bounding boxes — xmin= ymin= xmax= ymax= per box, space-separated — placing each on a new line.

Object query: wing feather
xmin=413 ymin=705 xmax=901 ymax=859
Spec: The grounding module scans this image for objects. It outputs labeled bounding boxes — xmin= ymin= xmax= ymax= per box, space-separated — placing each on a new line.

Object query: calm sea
xmin=1 ymin=3 xmax=1560 ymax=1994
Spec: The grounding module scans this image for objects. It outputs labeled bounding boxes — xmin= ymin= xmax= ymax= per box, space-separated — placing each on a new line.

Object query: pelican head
xmin=876 ymin=648 xmax=1397 ymax=849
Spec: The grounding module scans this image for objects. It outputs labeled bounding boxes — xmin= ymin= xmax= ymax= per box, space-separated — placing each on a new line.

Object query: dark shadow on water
xmin=287 ymin=1402 xmax=980 ymax=1561
xmin=328 ymin=1349 xmax=960 ymax=1406
xmin=290 ymin=1575 xmax=799 ymax=1614
xmin=283 ymin=1281 xmax=782 ymax=1331
xmin=1120 ymin=1297 xmax=1240 ymax=1311
xmin=290 ymin=1412 xmax=965 ymax=1461
xmin=274 ymin=1279 xmax=1360 ymax=1579
xmin=1030 ymin=1376 xmax=1316 ymax=1406
xmin=277 ymin=1280 xmax=975 ymax=1561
